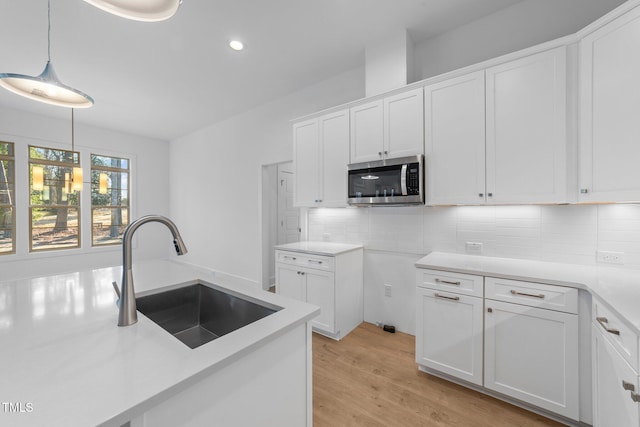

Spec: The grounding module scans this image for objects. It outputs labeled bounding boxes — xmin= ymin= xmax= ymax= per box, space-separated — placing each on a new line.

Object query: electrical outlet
xmin=384 ymin=284 xmax=392 ymax=297
xmin=597 ymin=250 xmax=625 ymax=265
xmin=465 ymin=242 xmax=483 ymax=255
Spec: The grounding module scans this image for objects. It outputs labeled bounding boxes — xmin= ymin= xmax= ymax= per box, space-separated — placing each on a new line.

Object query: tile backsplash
xmin=307 ymin=204 xmax=640 ymax=268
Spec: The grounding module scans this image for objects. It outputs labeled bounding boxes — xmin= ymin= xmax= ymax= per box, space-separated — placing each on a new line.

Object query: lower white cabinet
xmin=484 ymin=299 xmax=579 ymax=419
xmin=416 ymin=286 xmax=483 ymax=385
xmin=592 ymin=296 xmax=640 ymax=427
xmin=416 ymin=269 xmax=580 ymax=421
xmin=276 ymin=246 xmax=363 ymax=340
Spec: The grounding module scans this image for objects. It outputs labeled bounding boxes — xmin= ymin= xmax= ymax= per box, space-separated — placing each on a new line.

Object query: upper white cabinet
xmin=425 ymin=70 xmax=486 ymax=205
xmin=293 ymin=109 xmax=349 ymax=207
xmin=350 ymin=88 xmax=424 ymax=163
xmin=486 ymin=47 xmax=567 ymax=204
xmin=425 ymin=47 xmax=568 ymax=205
xmin=579 ymin=6 xmax=640 ymax=202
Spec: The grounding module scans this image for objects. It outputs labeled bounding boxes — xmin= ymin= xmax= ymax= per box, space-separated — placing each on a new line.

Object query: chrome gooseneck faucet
xmin=117 ymin=215 xmax=188 ymax=326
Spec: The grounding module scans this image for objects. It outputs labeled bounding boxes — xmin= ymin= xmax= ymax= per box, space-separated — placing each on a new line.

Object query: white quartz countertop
xmin=416 ymin=252 xmax=640 ymax=335
xmin=275 ymin=241 xmax=363 ymax=256
xmin=0 ymin=259 xmax=319 ymax=427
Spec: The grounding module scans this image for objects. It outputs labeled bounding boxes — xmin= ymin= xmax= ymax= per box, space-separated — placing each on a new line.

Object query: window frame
xmin=0 ymin=141 xmax=15 ymax=255
xmin=90 ymin=153 xmax=131 ymax=247
xmin=28 ymin=144 xmax=82 ymax=253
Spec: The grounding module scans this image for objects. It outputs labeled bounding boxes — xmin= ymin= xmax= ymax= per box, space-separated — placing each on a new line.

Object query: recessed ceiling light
xmin=229 ymin=40 xmax=244 ymax=51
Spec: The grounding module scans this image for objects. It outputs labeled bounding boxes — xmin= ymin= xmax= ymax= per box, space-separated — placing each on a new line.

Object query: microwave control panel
xmin=407 ymin=164 xmax=420 ymax=195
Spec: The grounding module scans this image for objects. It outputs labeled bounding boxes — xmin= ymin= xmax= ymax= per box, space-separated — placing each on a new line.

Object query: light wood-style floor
xmin=313 ymin=322 xmax=565 ymax=427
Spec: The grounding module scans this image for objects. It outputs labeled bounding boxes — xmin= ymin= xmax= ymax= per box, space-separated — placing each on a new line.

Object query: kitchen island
xmin=0 ymin=259 xmax=319 ymax=427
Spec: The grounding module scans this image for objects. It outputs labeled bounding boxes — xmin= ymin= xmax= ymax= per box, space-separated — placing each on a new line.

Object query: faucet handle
xmin=112 ymin=281 xmax=121 ymax=307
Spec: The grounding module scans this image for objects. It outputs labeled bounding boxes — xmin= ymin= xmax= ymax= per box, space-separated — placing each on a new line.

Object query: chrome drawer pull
xmin=596 ymin=317 xmax=621 ymax=336
xmin=283 ymin=256 xmax=297 ymax=261
xmin=308 ymin=260 xmax=323 ymax=264
xmin=435 ymin=278 xmax=461 ymax=286
xmin=623 ymin=381 xmax=636 ymax=392
xmin=632 ymin=392 xmax=640 ymax=403
xmin=510 ymin=290 xmax=545 ymax=299
xmin=435 ymin=293 xmax=460 ymax=302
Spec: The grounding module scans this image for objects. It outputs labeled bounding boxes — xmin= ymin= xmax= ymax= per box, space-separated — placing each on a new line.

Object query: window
xmin=0 ymin=142 xmax=15 ymax=255
xmin=91 ymin=154 xmax=129 ymax=246
xmin=29 ymin=145 xmax=81 ymax=252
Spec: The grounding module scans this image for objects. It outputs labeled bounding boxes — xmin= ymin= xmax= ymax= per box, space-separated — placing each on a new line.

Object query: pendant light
xmin=0 ymin=0 xmax=94 ymax=108
xmin=82 ymin=0 xmax=182 ymax=22
xmin=69 ymin=108 xmax=83 ymax=192
xmin=32 ymin=166 xmax=45 ymax=191
xmin=99 ymin=173 xmax=109 ymax=194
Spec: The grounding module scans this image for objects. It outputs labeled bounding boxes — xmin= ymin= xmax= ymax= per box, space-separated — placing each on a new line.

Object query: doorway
xmin=261 ymin=161 xmax=300 ymax=289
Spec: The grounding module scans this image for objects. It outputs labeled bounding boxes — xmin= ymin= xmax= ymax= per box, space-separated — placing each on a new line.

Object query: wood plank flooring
xmin=313 ymin=322 xmax=565 ymax=427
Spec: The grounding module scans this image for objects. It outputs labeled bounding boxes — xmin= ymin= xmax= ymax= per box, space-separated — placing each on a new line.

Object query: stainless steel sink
xmin=136 ymin=283 xmax=280 ymax=349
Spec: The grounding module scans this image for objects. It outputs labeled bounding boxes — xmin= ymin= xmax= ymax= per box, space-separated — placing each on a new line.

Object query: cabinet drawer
xmin=276 ymin=251 xmax=334 ymax=271
xmin=416 ymin=269 xmax=483 ymax=297
xmin=593 ymin=298 xmax=639 ymax=372
xmin=485 ymin=277 xmax=578 ymax=314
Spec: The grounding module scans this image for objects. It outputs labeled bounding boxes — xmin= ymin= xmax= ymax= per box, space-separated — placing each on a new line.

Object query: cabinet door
xmin=484 ymin=300 xmax=579 ymax=419
xmin=416 ymin=287 xmax=483 ymax=386
xmin=425 ymin=71 xmax=486 ymax=205
xmin=486 ymin=47 xmax=567 ymax=204
xmin=304 ymin=269 xmax=335 ymax=334
xmin=275 ymin=263 xmax=305 ymax=302
xmin=592 ymin=325 xmax=640 ymax=427
xmin=350 ymin=100 xmax=384 ymax=163
xmin=319 ymin=110 xmax=349 ymax=207
xmin=293 ymin=119 xmax=320 ymax=207
xmin=579 ymin=7 xmax=640 ymax=202
xmin=384 ymin=87 xmax=424 ymax=159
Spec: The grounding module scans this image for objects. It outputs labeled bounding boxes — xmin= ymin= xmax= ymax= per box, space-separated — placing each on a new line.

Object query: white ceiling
xmin=0 ymin=0 xmax=525 ymax=141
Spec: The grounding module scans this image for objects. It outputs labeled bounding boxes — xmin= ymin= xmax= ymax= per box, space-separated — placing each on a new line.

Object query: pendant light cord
xmin=71 ymin=108 xmax=75 ymax=153
xmin=47 ymin=0 xmax=51 ymax=62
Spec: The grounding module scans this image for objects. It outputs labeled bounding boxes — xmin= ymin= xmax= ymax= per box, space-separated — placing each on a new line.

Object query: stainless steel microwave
xmin=347 ymin=155 xmax=424 ymax=206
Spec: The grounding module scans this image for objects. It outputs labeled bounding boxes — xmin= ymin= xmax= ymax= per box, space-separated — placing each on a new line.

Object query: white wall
xmin=169 ymin=68 xmax=364 ymax=288
xmin=413 ymin=0 xmax=626 ymax=80
xmin=0 ymin=107 xmax=171 ymax=280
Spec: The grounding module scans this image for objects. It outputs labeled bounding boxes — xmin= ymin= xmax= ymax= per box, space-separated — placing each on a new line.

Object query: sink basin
xmin=136 ymin=283 xmax=280 ymax=349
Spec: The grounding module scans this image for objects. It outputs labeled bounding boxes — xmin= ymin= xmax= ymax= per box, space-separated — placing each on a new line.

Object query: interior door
xmin=277 ymin=166 xmax=300 ymax=244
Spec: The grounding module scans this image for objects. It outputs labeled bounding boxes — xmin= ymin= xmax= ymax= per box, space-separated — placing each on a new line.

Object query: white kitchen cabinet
xmin=275 ymin=244 xmax=363 ymax=340
xmin=486 ymin=46 xmax=567 ymax=204
xmin=484 ymin=277 xmax=579 ymax=420
xmin=424 ymin=70 xmax=486 ymax=205
xmin=425 ymin=47 xmax=567 ymax=205
xmin=350 ymin=88 xmax=424 ymax=163
xmin=417 ymin=269 xmax=580 ymax=421
xmin=592 ymin=296 xmax=640 ymax=426
xmin=416 ymin=271 xmax=484 ymax=386
xmin=579 ymin=5 xmax=640 ymax=202
xmin=592 ymin=325 xmax=640 ymax=427
xmin=293 ymin=109 xmax=349 ymax=207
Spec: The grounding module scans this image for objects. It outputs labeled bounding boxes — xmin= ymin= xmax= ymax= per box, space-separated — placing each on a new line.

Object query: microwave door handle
xmin=401 ymin=164 xmax=408 ymax=195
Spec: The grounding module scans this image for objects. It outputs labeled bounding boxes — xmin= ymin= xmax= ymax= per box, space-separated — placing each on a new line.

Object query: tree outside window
xmin=0 ymin=142 xmax=15 ymax=255
xmin=29 ymin=145 xmax=80 ymax=251
xmin=91 ymin=154 xmax=129 ymax=246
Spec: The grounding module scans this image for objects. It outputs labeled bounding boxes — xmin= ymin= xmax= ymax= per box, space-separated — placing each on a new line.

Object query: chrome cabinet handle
xmin=478 ymin=193 xmax=484 ymax=197
xmin=283 ymin=255 xmax=297 ymax=261
xmin=580 ymin=188 xmax=589 ymax=194
xmin=435 ymin=293 xmax=460 ymax=301
xmin=384 ymin=150 xmax=388 ymax=155
xmin=510 ymin=290 xmax=545 ymax=299
xmin=596 ymin=316 xmax=621 ymax=336
xmin=487 ymin=193 xmax=493 ymax=197
xmin=435 ymin=278 xmax=461 ymax=286
xmin=308 ymin=260 xmax=323 ymax=264
xmin=296 ymin=271 xmax=305 ymax=275
xmin=632 ymin=392 xmax=640 ymax=403
xmin=623 ymin=381 xmax=636 ymax=392
xmin=378 ymin=151 xmax=382 ymax=156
